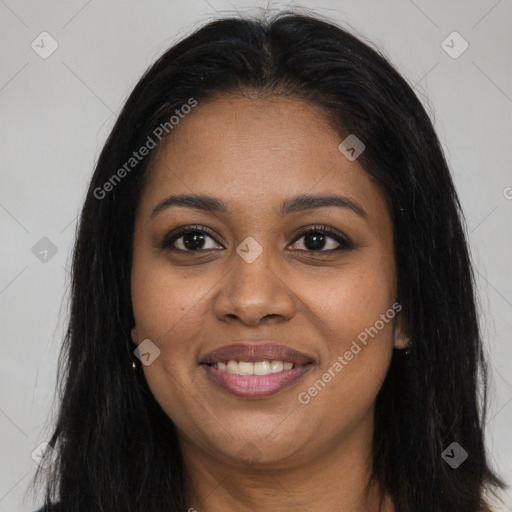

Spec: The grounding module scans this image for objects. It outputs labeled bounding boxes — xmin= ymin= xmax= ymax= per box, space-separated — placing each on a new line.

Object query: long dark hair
xmin=29 ymin=9 xmax=507 ymax=512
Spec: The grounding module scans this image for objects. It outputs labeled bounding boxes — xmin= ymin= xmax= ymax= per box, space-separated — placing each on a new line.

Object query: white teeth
xmin=238 ymin=361 xmax=254 ymax=375
xmin=227 ymin=360 xmax=238 ymax=374
xmin=270 ymin=360 xmax=283 ymax=373
xmin=212 ymin=359 xmax=304 ymax=375
xmin=254 ymin=360 xmax=272 ymax=375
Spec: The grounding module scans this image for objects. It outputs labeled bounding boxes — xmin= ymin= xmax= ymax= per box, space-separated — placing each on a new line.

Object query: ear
xmin=393 ymin=311 xmax=411 ymax=350
xmin=131 ymin=327 xmax=139 ymax=345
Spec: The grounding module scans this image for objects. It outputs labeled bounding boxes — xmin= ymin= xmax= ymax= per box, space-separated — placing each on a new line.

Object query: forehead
xmin=140 ymin=95 xmax=386 ymax=220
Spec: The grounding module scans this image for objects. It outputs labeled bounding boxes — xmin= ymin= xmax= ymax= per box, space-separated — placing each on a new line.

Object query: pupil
xmin=183 ymin=232 xmax=205 ymax=250
xmin=304 ymin=232 xmax=325 ymax=250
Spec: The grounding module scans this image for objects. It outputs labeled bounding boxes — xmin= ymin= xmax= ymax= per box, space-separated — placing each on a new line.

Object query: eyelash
xmin=158 ymin=224 xmax=354 ymax=254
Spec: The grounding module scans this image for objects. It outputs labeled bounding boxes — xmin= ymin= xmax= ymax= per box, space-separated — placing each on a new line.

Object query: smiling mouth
xmin=200 ymin=360 xmax=315 ymax=398
xmin=205 ymin=359 xmax=311 ymax=375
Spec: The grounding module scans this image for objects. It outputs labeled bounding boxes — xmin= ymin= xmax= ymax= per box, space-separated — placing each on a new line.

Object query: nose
xmin=212 ymin=248 xmax=296 ymax=326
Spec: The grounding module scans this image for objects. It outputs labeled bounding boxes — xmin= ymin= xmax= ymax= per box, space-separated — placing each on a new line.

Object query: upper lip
xmin=200 ymin=343 xmax=316 ymax=365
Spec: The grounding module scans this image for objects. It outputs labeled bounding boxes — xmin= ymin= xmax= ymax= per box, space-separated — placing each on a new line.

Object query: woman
xmin=30 ymin=10 xmax=507 ymax=512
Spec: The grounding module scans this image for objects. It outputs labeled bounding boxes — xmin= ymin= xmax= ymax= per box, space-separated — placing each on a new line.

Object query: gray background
xmin=0 ymin=1 xmax=510 ymax=510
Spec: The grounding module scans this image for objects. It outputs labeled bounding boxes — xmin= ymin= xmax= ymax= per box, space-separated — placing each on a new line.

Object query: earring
xmin=404 ymin=339 xmax=412 ymax=355
xmin=131 ymin=327 xmax=139 ymax=371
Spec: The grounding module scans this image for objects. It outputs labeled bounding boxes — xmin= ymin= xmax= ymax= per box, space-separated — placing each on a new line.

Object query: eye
xmin=288 ymin=225 xmax=353 ymax=252
xmin=159 ymin=225 xmax=224 ymax=252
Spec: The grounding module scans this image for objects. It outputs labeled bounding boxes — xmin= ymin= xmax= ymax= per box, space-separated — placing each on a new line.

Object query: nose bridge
xmin=233 ymin=239 xmax=276 ymax=295
xmin=213 ymin=236 xmax=295 ymax=324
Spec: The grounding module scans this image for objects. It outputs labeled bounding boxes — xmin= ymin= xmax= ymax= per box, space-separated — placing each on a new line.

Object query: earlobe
xmin=131 ymin=327 xmax=139 ymax=345
xmin=393 ymin=313 xmax=411 ymax=350
xmin=393 ymin=329 xmax=411 ymax=350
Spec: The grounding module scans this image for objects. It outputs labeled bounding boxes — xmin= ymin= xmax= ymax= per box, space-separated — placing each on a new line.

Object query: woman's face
xmin=131 ymin=95 xmax=407 ymax=467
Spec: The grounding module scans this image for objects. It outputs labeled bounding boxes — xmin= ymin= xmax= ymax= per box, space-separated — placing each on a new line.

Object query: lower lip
xmin=201 ymin=364 xmax=314 ymax=398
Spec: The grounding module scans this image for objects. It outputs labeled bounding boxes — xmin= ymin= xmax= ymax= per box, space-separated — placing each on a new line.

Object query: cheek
xmin=297 ymin=256 xmax=396 ymax=404
xmin=130 ymin=259 xmax=208 ymax=422
xmin=304 ymin=259 xmax=396 ymax=342
xmin=131 ymin=251 xmax=212 ymax=343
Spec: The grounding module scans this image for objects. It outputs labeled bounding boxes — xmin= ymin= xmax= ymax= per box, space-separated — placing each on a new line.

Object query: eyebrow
xmin=150 ymin=193 xmax=367 ymax=219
